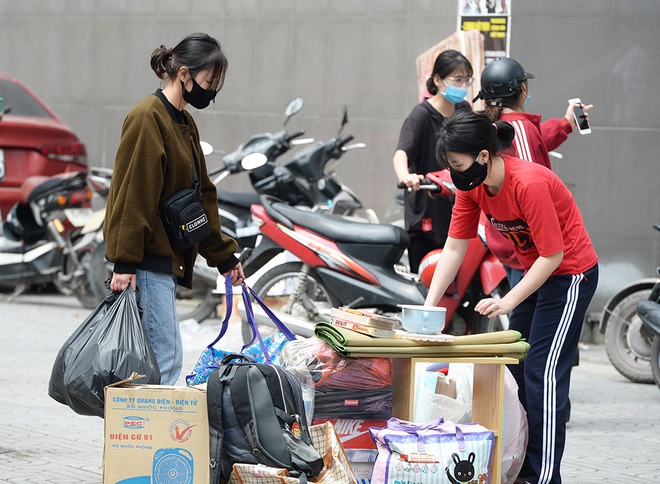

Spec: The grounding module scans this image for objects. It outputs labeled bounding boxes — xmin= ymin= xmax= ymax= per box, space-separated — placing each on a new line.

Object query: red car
xmin=0 ymin=70 xmax=88 ymax=217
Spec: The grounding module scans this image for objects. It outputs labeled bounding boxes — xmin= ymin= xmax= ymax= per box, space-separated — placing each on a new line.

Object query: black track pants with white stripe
xmin=507 ymin=263 xmax=599 ymax=484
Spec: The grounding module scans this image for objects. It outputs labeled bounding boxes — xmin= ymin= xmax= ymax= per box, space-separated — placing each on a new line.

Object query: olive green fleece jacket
xmin=103 ymin=94 xmax=238 ymax=288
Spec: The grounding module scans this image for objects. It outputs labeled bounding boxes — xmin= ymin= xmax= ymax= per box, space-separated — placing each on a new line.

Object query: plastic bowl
xmin=398 ymin=305 xmax=447 ymax=334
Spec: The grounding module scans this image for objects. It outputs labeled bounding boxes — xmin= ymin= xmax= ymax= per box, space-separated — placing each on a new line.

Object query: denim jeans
xmin=136 ymin=269 xmax=182 ymax=385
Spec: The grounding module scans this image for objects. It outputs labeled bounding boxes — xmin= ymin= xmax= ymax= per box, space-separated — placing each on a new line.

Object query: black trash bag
xmin=48 ymin=287 xmax=161 ymax=418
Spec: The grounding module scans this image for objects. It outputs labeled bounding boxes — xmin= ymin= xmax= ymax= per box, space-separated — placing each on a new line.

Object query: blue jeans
xmin=505 ymin=265 xmax=525 ymax=288
xmin=136 ymin=269 xmax=182 ymax=385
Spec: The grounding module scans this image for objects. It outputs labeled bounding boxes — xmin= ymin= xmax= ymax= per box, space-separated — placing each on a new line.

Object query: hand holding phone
xmin=568 ymin=98 xmax=591 ymax=135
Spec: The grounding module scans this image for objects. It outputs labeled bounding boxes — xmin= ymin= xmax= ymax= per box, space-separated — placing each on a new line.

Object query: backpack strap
xmin=230 ymin=365 xmax=293 ymax=468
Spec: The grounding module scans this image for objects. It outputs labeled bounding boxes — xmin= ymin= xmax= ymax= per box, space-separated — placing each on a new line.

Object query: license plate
xmin=64 ymin=207 xmax=93 ymax=228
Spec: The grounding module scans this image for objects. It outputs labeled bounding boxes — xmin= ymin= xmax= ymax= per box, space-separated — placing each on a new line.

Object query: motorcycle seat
xmin=217 ymin=189 xmax=261 ymax=209
xmin=268 ymin=199 xmax=408 ymax=246
xmin=22 ymin=172 xmax=86 ymax=204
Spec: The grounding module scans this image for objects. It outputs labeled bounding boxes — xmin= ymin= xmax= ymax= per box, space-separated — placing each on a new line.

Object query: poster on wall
xmin=458 ymin=0 xmax=511 ymax=65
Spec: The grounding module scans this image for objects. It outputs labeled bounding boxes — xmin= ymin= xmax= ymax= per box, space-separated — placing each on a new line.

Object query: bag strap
xmin=241 ymin=282 xmax=297 ymax=363
xmin=191 ymin=145 xmax=201 ymax=191
xmin=206 ymin=275 xmax=233 ymax=348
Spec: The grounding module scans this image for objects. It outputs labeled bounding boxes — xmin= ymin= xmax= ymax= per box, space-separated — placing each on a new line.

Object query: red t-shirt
xmin=485 ymin=112 xmax=573 ymax=269
xmin=449 ymin=155 xmax=598 ymax=275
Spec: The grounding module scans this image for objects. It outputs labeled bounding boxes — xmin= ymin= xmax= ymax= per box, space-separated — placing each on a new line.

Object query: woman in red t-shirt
xmin=425 ymin=110 xmax=598 ymax=484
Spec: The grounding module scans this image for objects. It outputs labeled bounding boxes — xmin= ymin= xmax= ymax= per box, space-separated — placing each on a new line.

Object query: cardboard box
xmin=103 ymin=383 xmax=209 ymax=484
xmin=311 ymin=418 xmax=386 ymax=462
xmin=352 ymin=461 xmax=375 ymax=483
xmin=435 ymin=374 xmax=457 ymax=398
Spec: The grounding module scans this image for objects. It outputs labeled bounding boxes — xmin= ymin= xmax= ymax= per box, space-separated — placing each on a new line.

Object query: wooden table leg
xmin=472 ymin=363 xmax=505 ymax=484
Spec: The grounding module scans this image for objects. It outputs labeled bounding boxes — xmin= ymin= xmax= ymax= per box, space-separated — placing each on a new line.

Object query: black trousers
xmin=507 ymin=263 xmax=599 ymax=484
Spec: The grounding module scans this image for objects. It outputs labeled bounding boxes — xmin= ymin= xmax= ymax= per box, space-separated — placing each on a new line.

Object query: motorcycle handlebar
xmin=286 ymin=129 xmax=306 ymax=142
xmin=339 ymin=135 xmax=355 ymax=147
xmin=397 ymin=177 xmax=434 ymax=190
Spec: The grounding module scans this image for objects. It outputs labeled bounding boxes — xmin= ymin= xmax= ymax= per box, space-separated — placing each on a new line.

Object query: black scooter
xmin=0 ymin=171 xmax=107 ymax=308
xmin=636 ymin=232 xmax=660 ymax=389
xmin=601 ymin=224 xmax=660 ymax=383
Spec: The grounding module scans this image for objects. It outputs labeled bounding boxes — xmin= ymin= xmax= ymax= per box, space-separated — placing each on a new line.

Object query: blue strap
xmin=206 ymin=275 xmax=233 ymax=348
xmin=240 ymin=281 xmax=297 ymax=363
xmin=245 ymin=284 xmax=296 ymax=341
xmin=241 ymin=286 xmax=272 ymax=363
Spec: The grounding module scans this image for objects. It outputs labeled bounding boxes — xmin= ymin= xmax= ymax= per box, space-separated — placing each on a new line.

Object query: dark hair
xmin=480 ymin=95 xmax=521 ymax=123
xmin=426 ymin=50 xmax=473 ymax=96
xmin=150 ymin=32 xmax=228 ymax=92
xmin=435 ymin=111 xmax=515 ymax=169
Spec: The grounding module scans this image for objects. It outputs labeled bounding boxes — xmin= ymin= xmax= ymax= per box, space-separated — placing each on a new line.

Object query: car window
xmin=0 ymin=80 xmax=52 ymax=118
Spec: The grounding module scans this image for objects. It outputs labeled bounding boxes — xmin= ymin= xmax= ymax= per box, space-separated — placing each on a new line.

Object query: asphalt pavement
xmin=0 ymin=291 xmax=659 ymax=483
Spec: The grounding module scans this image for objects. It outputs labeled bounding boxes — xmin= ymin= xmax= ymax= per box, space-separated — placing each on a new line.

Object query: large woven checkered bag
xmin=229 ymin=422 xmax=357 ymax=484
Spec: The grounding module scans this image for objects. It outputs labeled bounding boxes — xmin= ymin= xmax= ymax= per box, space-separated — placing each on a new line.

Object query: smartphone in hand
xmin=568 ymin=98 xmax=591 ymax=135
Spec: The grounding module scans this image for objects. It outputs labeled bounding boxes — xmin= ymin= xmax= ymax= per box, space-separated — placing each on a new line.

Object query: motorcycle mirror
xmin=337 ymin=105 xmax=348 ymax=137
xmin=283 ymin=97 xmax=304 ymax=126
xmin=200 ymin=141 xmax=214 ymax=156
xmin=241 ymin=152 xmax=268 ymax=171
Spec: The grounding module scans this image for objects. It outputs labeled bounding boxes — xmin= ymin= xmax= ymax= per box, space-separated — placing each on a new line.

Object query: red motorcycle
xmin=241 ymin=170 xmax=509 ymax=342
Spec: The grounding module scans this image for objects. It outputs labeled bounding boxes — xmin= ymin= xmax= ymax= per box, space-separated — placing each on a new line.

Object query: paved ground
xmin=0 ymin=292 xmax=659 ymax=483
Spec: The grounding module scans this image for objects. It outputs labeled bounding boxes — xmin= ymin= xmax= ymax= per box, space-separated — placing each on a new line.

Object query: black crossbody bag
xmin=159 ymin=151 xmax=211 ymax=250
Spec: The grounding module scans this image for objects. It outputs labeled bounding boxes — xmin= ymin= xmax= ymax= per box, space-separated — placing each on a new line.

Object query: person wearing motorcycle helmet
xmin=473 ymin=57 xmax=593 ymax=288
xmin=393 ymin=49 xmax=474 ymax=274
xmin=426 ymin=110 xmax=599 ymax=484
xmin=104 ymin=33 xmax=244 ymax=385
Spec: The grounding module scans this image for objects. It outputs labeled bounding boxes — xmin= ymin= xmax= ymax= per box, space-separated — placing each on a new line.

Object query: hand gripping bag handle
xmin=241 ymin=281 xmax=296 ymax=364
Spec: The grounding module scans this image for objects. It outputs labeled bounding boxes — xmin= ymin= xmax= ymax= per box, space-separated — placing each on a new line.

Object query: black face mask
xmin=450 ymin=157 xmax=488 ymax=191
xmin=181 ymin=77 xmax=217 ymax=110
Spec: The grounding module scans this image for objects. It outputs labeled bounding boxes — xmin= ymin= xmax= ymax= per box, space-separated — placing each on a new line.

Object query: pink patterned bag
xmin=369 ymin=417 xmax=494 ymax=484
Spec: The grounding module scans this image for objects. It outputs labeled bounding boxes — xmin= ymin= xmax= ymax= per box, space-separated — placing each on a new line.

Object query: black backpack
xmin=207 ymin=354 xmax=324 ymax=483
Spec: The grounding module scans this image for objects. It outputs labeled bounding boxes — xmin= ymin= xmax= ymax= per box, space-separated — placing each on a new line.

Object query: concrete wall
xmin=1 ymin=0 xmax=659 ymax=316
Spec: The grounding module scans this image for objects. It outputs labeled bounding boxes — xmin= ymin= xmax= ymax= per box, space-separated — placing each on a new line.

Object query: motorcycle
xmin=181 ymin=103 xmax=372 ymax=323
xmin=636 ymin=266 xmax=660 ymax=389
xmin=240 ymin=169 xmax=509 ymax=343
xmin=601 ymin=224 xmax=660 ymax=383
xmin=0 ymin=170 xmax=109 ymax=308
xmin=216 ymin=96 xmax=313 ymax=252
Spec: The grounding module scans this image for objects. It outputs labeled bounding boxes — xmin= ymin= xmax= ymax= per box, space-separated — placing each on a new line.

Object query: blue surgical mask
xmin=441 ymin=84 xmax=469 ymax=104
xmin=523 ymin=89 xmax=531 ymax=107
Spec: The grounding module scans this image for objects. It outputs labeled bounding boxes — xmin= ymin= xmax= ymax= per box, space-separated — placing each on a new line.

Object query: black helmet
xmin=473 ymin=58 xmax=534 ymax=102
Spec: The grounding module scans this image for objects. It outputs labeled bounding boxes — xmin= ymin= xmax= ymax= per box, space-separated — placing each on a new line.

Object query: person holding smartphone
xmin=425 ymin=110 xmax=598 ymax=484
xmin=471 ymin=57 xmax=592 ymax=287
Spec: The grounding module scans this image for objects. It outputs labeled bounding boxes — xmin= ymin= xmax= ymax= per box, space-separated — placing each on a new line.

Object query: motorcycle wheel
xmin=652 ymin=336 xmax=660 ymax=390
xmin=464 ymin=281 xmax=511 ymax=335
xmin=604 ymin=289 xmax=654 ymax=383
xmin=241 ymin=262 xmax=339 ymax=344
xmin=71 ymin=248 xmax=103 ymax=309
xmin=86 ymin=240 xmax=113 ymax=301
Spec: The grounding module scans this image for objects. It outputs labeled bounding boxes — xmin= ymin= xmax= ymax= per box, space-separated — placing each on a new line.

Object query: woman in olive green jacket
xmin=104 ymin=33 xmax=244 ymax=385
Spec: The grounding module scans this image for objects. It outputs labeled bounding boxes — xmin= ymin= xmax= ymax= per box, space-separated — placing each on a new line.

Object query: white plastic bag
xmin=413 ymin=364 xmax=470 ymax=423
